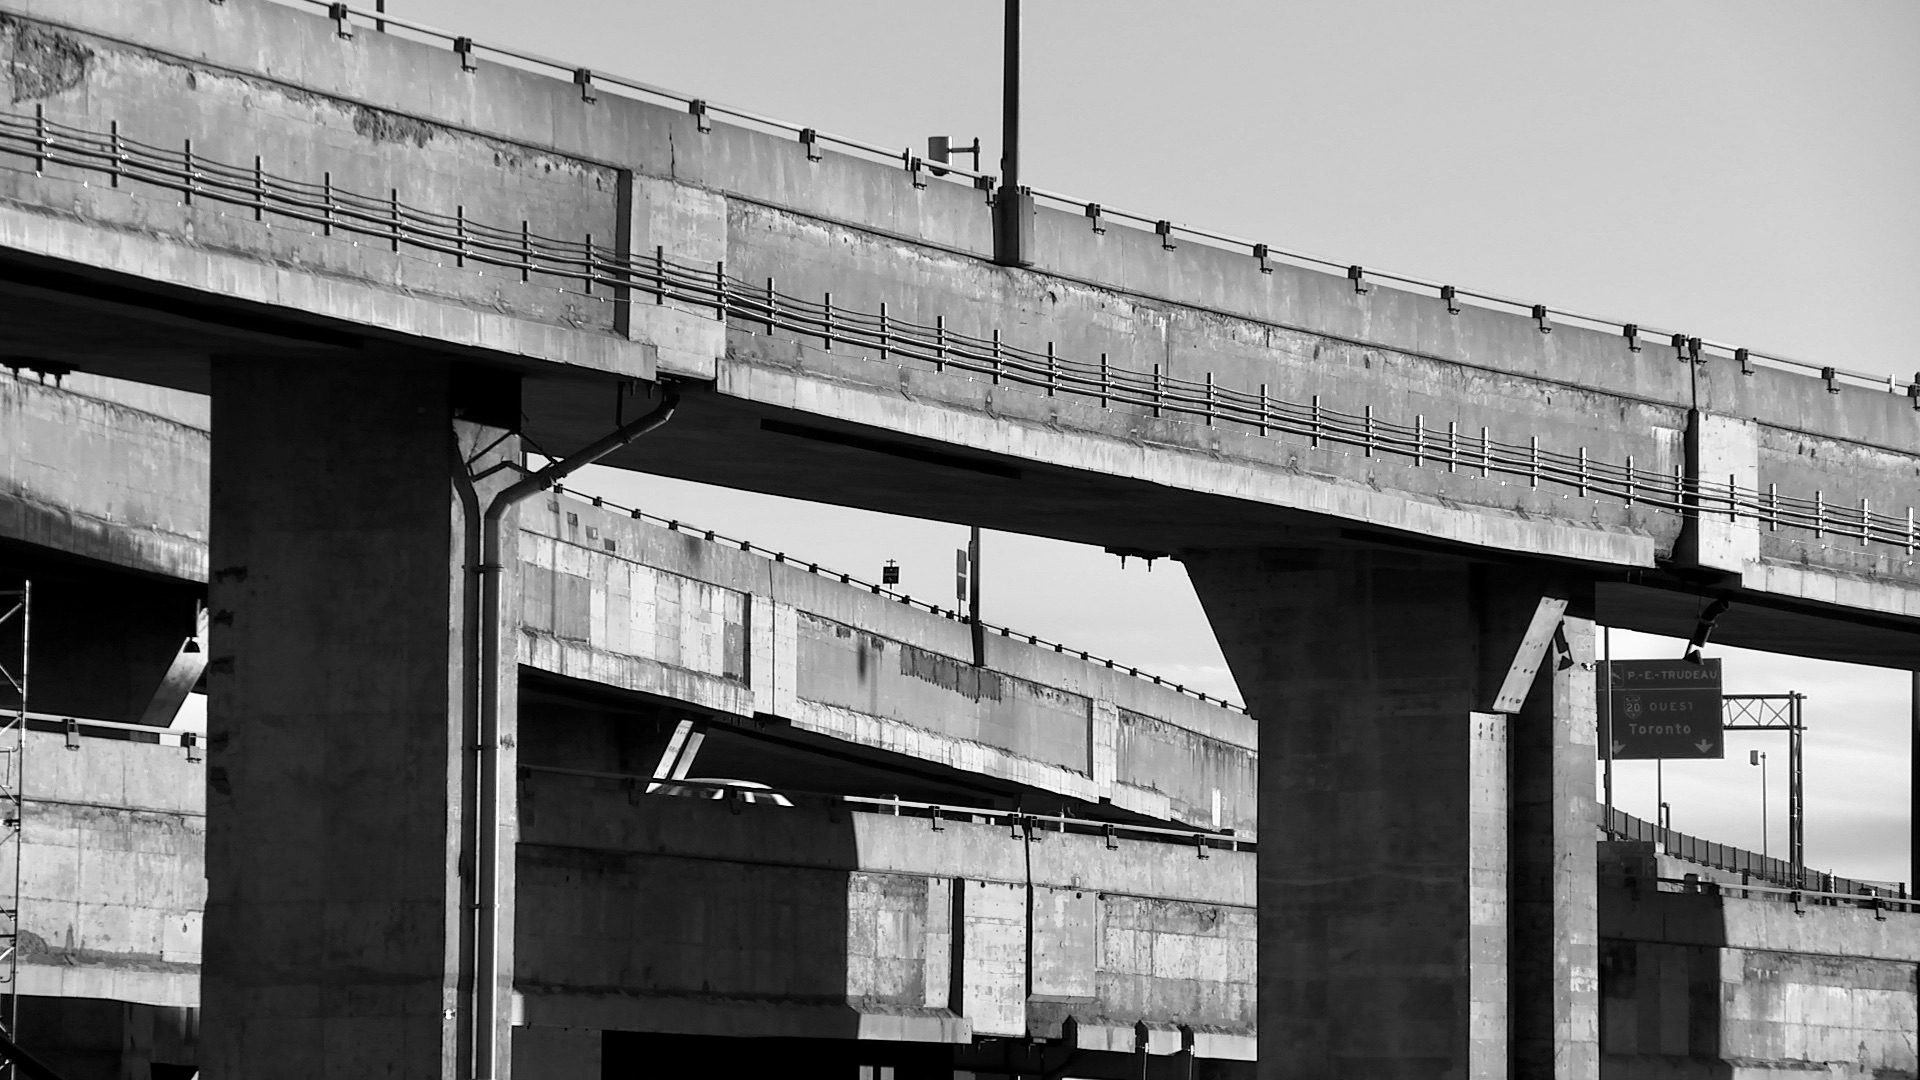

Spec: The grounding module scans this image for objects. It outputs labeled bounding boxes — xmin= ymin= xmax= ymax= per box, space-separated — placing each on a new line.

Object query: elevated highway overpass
xmin=2 ymin=0 xmax=1917 ymax=657
xmin=1 ymin=2 xmax=1916 ymax=1077
xmin=3 ymin=587 xmax=1912 ymax=1080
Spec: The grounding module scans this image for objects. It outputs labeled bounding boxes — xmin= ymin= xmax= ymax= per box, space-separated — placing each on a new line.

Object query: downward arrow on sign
xmin=1695 ymin=739 xmax=1715 ymax=753
xmin=1611 ymin=740 xmax=1626 ymax=755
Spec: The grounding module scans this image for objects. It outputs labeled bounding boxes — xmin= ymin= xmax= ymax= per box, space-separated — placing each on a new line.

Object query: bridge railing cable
xmin=4 ymin=107 xmax=1917 ymax=560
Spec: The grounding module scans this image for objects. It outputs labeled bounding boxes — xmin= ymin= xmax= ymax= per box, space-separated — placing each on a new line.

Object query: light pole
xmin=1750 ymin=749 xmax=1769 ymax=860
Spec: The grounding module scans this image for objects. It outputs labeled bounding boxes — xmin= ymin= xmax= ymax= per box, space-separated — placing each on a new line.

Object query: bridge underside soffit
xmin=2 ymin=255 xmax=1914 ymax=674
xmin=519 ymin=672 xmax=1177 ymax=825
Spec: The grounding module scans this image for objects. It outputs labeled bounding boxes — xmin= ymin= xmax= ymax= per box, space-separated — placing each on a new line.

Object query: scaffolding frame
xmin=0 ymin=582 xmax=25 ymax=1071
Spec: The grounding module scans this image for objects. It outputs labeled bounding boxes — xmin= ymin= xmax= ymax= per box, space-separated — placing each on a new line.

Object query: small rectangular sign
xmin=1599 ymin=659 xmax=1724 ymax=760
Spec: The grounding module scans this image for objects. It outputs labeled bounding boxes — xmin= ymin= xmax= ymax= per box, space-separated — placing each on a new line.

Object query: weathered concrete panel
xmin=957 ymin=878 xmax=1026 ymax=1039
xmin=1721 ymin=948 xmax=1916 ymax=1074
xmin=847 ymin=871 xmax=949 ymax=1013
xmin=7 ymin=729 xmax=203 ymax=1008
xmin=797 ymin=612 xmax=1092 ymax=778
xmin=1030 ymin=885 xmax=1097 ymax=1003
xmin=0 ymin=10 xmax=640 ymax=359
xmin=1602 ymin=885 xmax=1920 ymax=1079
xmin=1091 ymin=894 xmax=1255 ymax=1044
xmin=0 ymin=372 xmax=206 ymax=581
xmin=1600 ymin=937 xmax=1918 ymax=1079
xmin=519 ymin=497 xmax=1253 ymax=831
xmin=518 ymin=501 xmax=750 ymax=716
xmin=514 ymin=770 xmax=1256 ymax=1051
xmin=1114 ymin=707 xmax=1255 ymax=835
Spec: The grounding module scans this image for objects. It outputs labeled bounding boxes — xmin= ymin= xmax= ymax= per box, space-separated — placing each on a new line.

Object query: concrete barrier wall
xmin=1601 ymin=885 xmax=1919 ymax=1079
xmin=0 ymin=372 xmax=206 ymax=581
xmin=5 ymin=728 xmax=204 ymax=1008
xmin=513 ymin=770 xmax=1256 ymax=1056
xmin=517 ymin=495 xmax=1258 ymax=833
xmin=0 ymin=2 xmax=651 ymax=377
xmin=0 ymin=10 xmax=623 ymax=325
xmin=795 ymin=611 xmax=1094 ymax=786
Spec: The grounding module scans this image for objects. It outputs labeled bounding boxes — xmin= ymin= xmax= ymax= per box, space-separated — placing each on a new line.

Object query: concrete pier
xmin=1188 ymin=548 xmax=1597 ymax=1079
xmin=202 ymin=356 xmax=516 ymax=1078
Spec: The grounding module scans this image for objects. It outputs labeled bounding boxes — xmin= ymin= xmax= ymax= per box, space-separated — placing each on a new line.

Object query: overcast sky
xmin=374 ymin=0 xmax=1920 ymax=884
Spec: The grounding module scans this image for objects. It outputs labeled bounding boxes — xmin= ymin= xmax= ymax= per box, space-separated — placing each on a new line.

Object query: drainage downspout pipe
xmin=470 ymin=391 xmax=677 ymax=1080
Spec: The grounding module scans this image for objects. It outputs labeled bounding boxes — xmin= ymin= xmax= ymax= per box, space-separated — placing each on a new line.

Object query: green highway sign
xmin=1599 ymin=659 xmax=1724 ymax=760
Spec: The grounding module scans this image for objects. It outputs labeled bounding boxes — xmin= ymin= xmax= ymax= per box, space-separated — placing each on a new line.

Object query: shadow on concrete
xmin=516 ymin=697 xmax=877 ymax=1047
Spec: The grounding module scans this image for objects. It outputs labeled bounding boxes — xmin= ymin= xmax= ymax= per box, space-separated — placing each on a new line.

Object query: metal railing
xmin=1606 ymin=807 xmax=1901 ymax=898
xmin=1653 ymin=876 xmax=1917 ymax=918
xmin=523 ymin=763 xmax=1251 ymax=856
xmin=4 ymin=106 xmax=1919 ymax=558
xmin=19 ymin=711 xmax=203 ymax=760
xmin=268 ymin=0 xmax=1919 ymax=398
xmin=543 ymin=485 xmax=1250 ymax=713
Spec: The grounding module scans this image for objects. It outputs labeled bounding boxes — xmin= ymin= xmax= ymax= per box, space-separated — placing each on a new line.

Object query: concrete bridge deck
xmin=2 ymin=370 xmax=1255 ymax=834
xmin=0 ymin=0 xmax=1916 ymax=667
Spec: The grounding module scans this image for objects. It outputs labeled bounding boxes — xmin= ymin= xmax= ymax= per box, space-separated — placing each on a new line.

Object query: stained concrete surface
xmin=5 ymin=642 xmax=1916 ymax=1079
xmin=1601 ymin=881 xmax=1918 ymax=1079
xmin=513 ymin=769 xmax=1255 ymax=1057
xmin=1 ymin=0 xmax=1917 ymax=651
xmin=518 ymin=495 xmax=1257 ymax=834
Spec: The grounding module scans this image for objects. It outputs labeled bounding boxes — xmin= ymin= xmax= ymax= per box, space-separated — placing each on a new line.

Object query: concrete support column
xmin=1510 ymin=598 xmax=1599 ymax=1080
xmin=1186 ymin=546 xmax=1594 ymax=1079
xmin=202 ymin=355 xmax=516 ymax=1079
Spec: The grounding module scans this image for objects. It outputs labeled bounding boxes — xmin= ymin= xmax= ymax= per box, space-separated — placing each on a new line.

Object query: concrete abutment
xmin=1186 ymin=547 xmax=1598 ymax=1079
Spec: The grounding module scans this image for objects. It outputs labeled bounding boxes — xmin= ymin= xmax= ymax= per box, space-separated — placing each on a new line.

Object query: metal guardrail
xmin=1653 ymin=876 xmax=1916 ymax=918
xmin=20 ymin=711 xmax=202 ymax=760
xmin=1607 ymin=807 xmax=1901 ymax=899
xmin=4 ymin=107 xmax=1917 ymax=557
xmin=523 ymin=764 xmax=1251 ymax=857
xmin=543 ymin=486 xmax=1251 ymax=713
xmin=267 ymin=0 xmax=1920 ymax=400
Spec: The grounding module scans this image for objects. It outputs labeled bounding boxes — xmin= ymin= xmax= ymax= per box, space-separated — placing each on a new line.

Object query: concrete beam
xmin=517 ymin=496 xmax=1256 ymax=833
xmin=0 ymin=372 xmax=206 ymax=581
xmin=513 ymin=775 xmax=1255 ymax=1056
xmin=11 ymin=728 xmax=204 ymax=1009
xmin=2 ymin=0 xmax=1917 ymax=628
